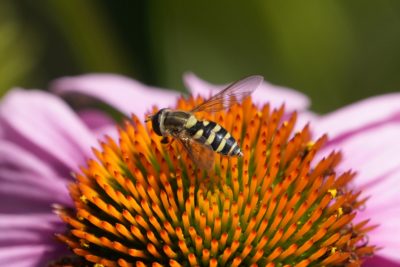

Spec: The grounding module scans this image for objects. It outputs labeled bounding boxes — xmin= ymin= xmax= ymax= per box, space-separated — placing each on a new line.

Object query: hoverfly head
xmin=146 ymin=108 xmax=166 ymax=136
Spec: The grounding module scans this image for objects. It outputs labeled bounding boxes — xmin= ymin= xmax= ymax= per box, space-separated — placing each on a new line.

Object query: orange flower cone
xmin=56 ymin=96 xmax=376 ymax=266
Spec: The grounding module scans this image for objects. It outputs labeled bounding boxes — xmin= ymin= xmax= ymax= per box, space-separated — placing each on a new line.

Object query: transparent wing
xmin=191 ymin=75 xmax=263 ymax=113
xmin=177 ymin=135 xmax=215 ymax=171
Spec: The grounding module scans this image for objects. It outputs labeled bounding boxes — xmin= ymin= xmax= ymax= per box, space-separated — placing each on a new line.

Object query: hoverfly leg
xmin=161 ymin=136 xmax=176 ymax=151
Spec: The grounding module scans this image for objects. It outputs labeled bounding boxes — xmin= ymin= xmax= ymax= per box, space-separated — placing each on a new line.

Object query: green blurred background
xmin=1 ymin=0 xmax=400 ymax=113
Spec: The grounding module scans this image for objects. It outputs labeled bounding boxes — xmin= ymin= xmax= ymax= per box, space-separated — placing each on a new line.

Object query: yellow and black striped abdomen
xmin=185 ymin=116 xmax=242 ymax=156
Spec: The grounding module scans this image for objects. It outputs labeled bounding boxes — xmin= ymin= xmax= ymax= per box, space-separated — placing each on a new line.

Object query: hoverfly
xmin=145 ymin=75 xmax=264 ymax=169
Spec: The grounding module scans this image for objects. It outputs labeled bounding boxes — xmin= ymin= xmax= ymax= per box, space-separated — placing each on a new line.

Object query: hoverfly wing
xmin=177 ymin=135 xmax=215 ymax=171
xmin=190 ymin=75 xmax=263 ymax=113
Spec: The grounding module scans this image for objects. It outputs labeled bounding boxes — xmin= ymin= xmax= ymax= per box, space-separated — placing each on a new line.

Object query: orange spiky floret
xmin=56 ymin=96 xmax=376 ymax=266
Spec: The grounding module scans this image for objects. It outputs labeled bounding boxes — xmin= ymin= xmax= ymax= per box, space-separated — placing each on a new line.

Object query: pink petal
xmin=357 ymin=206 xmax=400 ymax=261
xmin=360 ymin=167 xmax=400 ymax=212
xmin=0 ymin=170 xmax=70 ymax=213
xmin=77 ymin=109 xmax=118 ymax=140
xmin=77 ymin=109 xmax=114 ymax=132
xmin=354 ymin=168 xmax=400 ymax=262
xmin=92 ymin=124 xmax=119 ymax=142
xmin=183 ymin=72 xmax=310 ymax=111
xmin=364 ymin=256 xmax=400 ymax=267
xmin=0 ymin=141 xmax=56 ymax=178
xmin=0 ymin=89 xmax=97 ymax=172
xmin=0 ymin=214 xmax=66 ymax=266
xmin=0 ymin=214 xmax=62 ymax=240
xmin=313 ymin=93 xmax=400 ymax=141
xmin=293 ymin=110 xmax=319 ymax=132
xmin=0 ymin=121 xmax=4 ymax=138
xmin=0 ymin=245 xmax=60 ymax=267
xmin=51 ymin=73 xmax=180 ymax=118
xmin=320 ymin=123 xmax=400 ymax=188
xmin=0 ymin=214 xmax=67 ymax=266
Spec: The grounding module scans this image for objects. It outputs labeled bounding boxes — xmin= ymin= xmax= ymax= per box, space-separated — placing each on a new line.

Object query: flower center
xmin=55 ymin=97 xmax=375 ymax=266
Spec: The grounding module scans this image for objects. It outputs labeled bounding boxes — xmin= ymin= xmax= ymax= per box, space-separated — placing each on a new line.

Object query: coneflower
xmin=56 ymin=96 xmax=376 ymax=266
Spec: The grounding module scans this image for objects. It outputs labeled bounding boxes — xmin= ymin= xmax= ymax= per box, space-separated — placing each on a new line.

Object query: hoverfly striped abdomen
xmin=186 ymin=115 xmax=242 ymax=156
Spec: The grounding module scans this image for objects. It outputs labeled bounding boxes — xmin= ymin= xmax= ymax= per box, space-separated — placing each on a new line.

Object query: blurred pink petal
xmin=339 ymin=175 xmax=397 ymax=258
xmin=0 ymin=140 xmax=56 ymax=178
xmin=0 ymin=89 xmax=96 ymax=266
xmin=51 ymin=73 xmax=181 ymax=118
xmin=292 ymin=110 xmax=319 ymax=132
xmin=0 ymin=214 xmax=67 ymax=267
xmin=0 ymin=140 xmax=71 ymax=214
xmin=0 ymin=214 xmax=62 ymax=243
xmin=0 ymin=170 xmax=70 ymax=213
xmin=0 ymin=89 xmax=96 ymax=172
xmin=355 ymin=168 xmax=400 ymax=262
xmin=183 ymin=72 xmax=310 ymax=111
xmin=77 ymin=109 xmax=118 ymax=140
xmin=0 ymin=245 xmax=62 ymax=267
xmin=313 ymin=93 xmax=400 ymax=142
xmin=364 ymin=256 xmax=400 ymax=267
xmin=323 ymin=123 xmax=400 ymax=187
xmin=77 ymin=109 xmax=114 ymax=132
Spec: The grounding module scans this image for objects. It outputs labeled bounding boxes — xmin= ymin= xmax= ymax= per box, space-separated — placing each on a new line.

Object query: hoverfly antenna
xmin=144 ymin=115 xmax=153 ymax=123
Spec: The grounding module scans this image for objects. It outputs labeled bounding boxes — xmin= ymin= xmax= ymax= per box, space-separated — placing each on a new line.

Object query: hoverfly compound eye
xmin=151 ymin=109 xmax=164 ymax=136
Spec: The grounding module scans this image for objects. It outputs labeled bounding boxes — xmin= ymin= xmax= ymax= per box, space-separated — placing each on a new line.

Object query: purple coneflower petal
xmin=77 ymin=109 xmax=114 ymax=132
xmin=0 ymin=214 xmax=67 ymax=267
xmin=0 ymin=141 xmax=56 ymax=178
xmin=364 ymin=256 xmax=400 ymax=267
xmin=356 ymin=168 xmax=400 ymax=266
xmin=76 ymin=109 xmax=118 ymax=140
xmin=289 ymin=110 xmax=319 ymax=134
xmin=330 ymin=123 xmax=400 ymax=186
xmin=51 ymin=74 xmax=181 ymax=118
xmin=0 ymin=171 xmax=70 ymax=213
xmin=0 ymin=245 xmax=62 ymax=267
xmin=0 ymin=89 xmax=97 ymax=172
xmin=355 ymin=169 xmax=400 ymax=262
xmin=0 ymin=141 xmax=71 ymax=214
xmin=0 ymin=90 xmax=86 ymax=266
xmin=314 ymin=93 xmax=400 ymax=144
xmin=183 ymin=72 xmax=310 ymax=111
xmin=0 ymin=214 xmax=62 ymax=243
